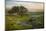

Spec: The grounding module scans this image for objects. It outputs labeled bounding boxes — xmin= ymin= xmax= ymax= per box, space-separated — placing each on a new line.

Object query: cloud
xmin=6 ymin=0 xmax=44 ymax=12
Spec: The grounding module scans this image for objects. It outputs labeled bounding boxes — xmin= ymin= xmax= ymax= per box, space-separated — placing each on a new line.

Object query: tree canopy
xmin=8 ymin=6 xmax=28 ymax=16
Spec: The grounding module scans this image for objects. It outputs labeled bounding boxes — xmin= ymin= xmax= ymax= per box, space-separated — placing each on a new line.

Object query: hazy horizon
xmin=6 ymin=0 xmax=44 ymax=12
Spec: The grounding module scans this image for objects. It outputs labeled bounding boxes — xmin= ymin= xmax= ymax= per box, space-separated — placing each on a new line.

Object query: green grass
xmin=6 ymin=12 xmax=44 ymax=30
xmin=6 ymin=15 xmax=32 ymax=30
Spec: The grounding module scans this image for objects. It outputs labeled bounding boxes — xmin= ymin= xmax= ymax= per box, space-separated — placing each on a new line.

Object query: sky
xmin=6 ymin=0 xmax=44 ymax=12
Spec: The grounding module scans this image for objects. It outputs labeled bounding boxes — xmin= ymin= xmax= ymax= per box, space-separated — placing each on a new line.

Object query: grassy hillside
xmin=5 ymin=12 xmax=44 ymax=30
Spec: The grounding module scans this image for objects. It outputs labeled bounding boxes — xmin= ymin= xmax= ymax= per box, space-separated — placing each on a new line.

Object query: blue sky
xmin=6 ymin=0 xmax=43 ymax=5
xmin=6 ymin=0 xmax=43 ymax=12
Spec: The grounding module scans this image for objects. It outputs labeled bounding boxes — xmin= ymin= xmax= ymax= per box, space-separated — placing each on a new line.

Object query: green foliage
xmin=8 ymin=6 xmax=28 ymax=16
xmin=6 ymin=12 xmax=44 ymax=30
